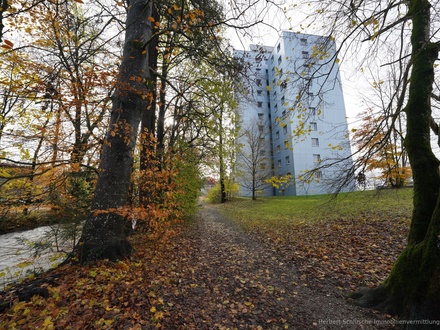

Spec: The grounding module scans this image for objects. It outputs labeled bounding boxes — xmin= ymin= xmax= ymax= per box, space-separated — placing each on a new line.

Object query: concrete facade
xmin=234 ymin=31 xmax=354 ymax=196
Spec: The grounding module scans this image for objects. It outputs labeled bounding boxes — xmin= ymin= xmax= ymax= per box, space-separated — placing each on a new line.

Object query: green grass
xmin=216 ymin=188 xmax=413 ymax=290
xmin=219 ymin=188 xmax=413 ymax=228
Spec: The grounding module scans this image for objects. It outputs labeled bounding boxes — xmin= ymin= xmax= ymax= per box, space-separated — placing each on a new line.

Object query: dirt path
xmin=161 ymin=204 xmax=392 ymax=329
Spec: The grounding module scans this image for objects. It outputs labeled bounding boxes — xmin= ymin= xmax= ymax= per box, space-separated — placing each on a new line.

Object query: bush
xmin=173 ymin=158 xmax=204 ymax=219
xmin=206 ymin=180 xmax=239 ymax=204
xmin=206 ymin=183 xmax=222 ymax=204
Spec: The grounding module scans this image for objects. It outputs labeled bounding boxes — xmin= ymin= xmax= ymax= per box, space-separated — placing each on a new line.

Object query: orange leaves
xmin=70 ymin=163 xmax=80 ymax=172
xmin=1 ymin=39 xmax=13 ymax=49
xmin=0 ymin=256 xmax=160 ymax=328
xmin=261 ymin=214 xmax=409 ymax=291
xmin=353 ymin=108 xmax=411 ymax=187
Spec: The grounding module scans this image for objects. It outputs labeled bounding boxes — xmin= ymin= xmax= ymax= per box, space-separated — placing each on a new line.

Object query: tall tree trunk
xmin=252 ymin=167 xmax=256 ymax=200
xmin=156 ymin=35 xmax=172 ymax=164
xmin=353 ymin=0 xmax=440 ymax=323
xmin=139 ymin=3 xmax=159 ymax=208
xmin=77 ymin=0 xmax=153 ymax=263
xmin=219 ymin=107 xmax=227 ymax=203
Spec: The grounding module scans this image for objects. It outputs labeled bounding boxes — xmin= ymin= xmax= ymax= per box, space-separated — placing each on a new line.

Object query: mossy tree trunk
xmin=76 ymin=0 xmax=153 ymax=263
xmin=353 ymin=0 xmax=440 ymax=323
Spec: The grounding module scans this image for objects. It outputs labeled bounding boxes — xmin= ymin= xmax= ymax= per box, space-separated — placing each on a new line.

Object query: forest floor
xmin=0 ymin=203 xmax=400 ymax=329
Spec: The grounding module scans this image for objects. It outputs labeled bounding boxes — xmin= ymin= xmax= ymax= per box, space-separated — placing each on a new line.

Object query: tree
xmin=137 ymin=0 xmax=234 ymax=210
xmin=353 ymin=108 xmax=411 ymax=188
xmin=31 ymin=1 xmax=118 ymax=167
xmin=0 ymin=52 xmax=40 ymax=152
xmin=73 ymin=0 xmax=284 ymax=260
xmin=296 ymin=0 xmax=440 ymax=322
xmin=0 ymin=0 xmax=120 ymax=220
xmin=351 ymin=59 xmax=412 ymax=188
xmin=236 ymin=118 xmax=272 ymax=200
xmin=0 ymin=0 xmax=45 ymax=43
xmin=77 ymin=0 xmax=153 ymax=263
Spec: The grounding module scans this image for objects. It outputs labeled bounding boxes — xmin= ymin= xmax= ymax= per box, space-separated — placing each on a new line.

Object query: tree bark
xmin=0 ymin=0 xmax=8 ymax=42
xmin=353 ymin=0 xmax=440 ymax=323
xmin=139 ymin=3 xmax=159 ymax=208
xmin=77 ymin=0 xmax=153 ymax=263
xmin=219 ymin=106 xmax=227 ymax=203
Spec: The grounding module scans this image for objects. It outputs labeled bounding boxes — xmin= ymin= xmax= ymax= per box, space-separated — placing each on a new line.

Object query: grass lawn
xmin=216 ymin=188 xmax=413 ymax=291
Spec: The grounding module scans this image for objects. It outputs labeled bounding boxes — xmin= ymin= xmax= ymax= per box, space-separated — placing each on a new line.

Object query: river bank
xmin=0 ymin=205 xmax=69 ymax=234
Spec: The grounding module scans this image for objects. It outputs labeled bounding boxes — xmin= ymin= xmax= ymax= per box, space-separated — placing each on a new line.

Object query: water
xmin=0 ymin=225 xmax=72 ymax=288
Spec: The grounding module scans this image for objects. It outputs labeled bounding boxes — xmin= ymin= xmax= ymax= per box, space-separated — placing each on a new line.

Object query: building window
xmin=286 ymin=156 xmax=290 ymax=164
xmin=257 ymin=90 xmax=262 ymax=96
xmin=257 ymin=101 xmax=263 ymax=108
xmin=256 ymin=78 xmax=262 ymax=86
xmin=260 ymin=149 xmax=265 ymax=156
xmin=283 ymin=126 xmax=288 ymax=134
xmin=310 ymin=122 xmax=317 ymax=131
xmin=276 ymin=145 xmax=280 ymax=153
xmin=312 ymin=138 xmax=319 ymax=147
xmin=300 ymin=38 xmax=308 ymax=46
xmin=276 ymin=131 xmax=280 ymax=139
xmin=278 ymin=56 xmax=282 ymax=65
xmin=258 ymin=113 xmax=264 ymax=119
xmin=284 ymin=140 xmax=290 ymax=149
xmin=282 ymin=110 xmax=286 ymax=117
xmin=313 ymin=154 xmax=321 ymax=162
xmin=258 ymin=125 xmax=264 ymax=132
xmin=309 ymin=107 xmax=316 ymax=116
xmin=271 ymin=54 xmax=274 ymax=63
xmin=277 ymin=159 xmax=282 ymax=168
xmin=315 ymin=170 xmax=322 ymax=179
xmin=274 ymin=103 xmax=278 ymax=111
xmin=302 ymin=51 xmax=309 ymax=59
xmin=277 ymin=43 xmax=281 ymax=52
xmin=261 ymin=163 xmax=267 ymax=170
xmin=281 ymin=96 xmax=285 ymax=104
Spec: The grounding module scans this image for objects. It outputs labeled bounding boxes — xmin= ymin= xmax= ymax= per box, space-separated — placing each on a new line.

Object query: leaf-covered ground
xmin=244 ymin=212 xmax=409 ymax=292
xmin=0 ymin=204 xmax=400 ymax=329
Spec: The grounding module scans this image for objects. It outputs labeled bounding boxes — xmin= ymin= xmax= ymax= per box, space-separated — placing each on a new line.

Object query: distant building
xmin=234 ymin=31 xmax=354 ymax=196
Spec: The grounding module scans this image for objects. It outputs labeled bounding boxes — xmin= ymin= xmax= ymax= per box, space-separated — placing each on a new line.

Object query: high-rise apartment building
xmin=234 ymin=31 xmax=353 ymax=196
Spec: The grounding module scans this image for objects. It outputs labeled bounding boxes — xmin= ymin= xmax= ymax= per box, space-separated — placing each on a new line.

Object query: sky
xmin=224 ymin=1 xmax=365 ymax=130
xmin=223 ymin=0 xmax=440 ymax=165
